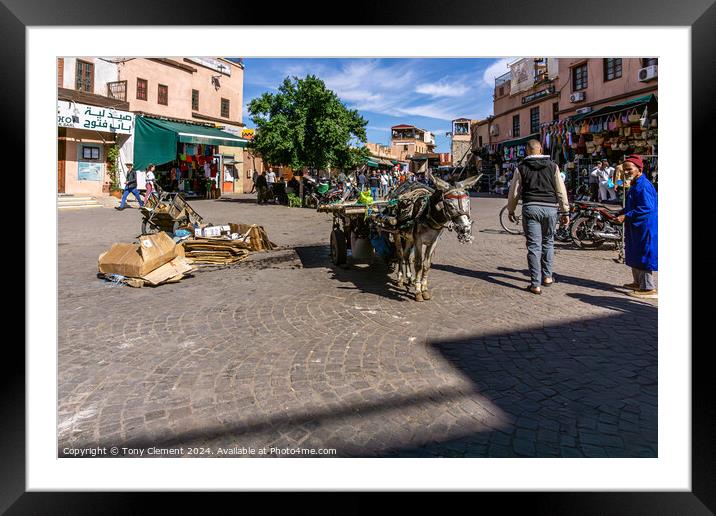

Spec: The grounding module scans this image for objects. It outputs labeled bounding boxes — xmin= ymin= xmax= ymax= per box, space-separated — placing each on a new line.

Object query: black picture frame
xmin=4 ymin=0 xmax=713 ymax=512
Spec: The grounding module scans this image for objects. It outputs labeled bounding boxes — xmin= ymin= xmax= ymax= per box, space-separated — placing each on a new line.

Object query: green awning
xmin=570 ymin=94 xmax=657 ymax=122
xmin=498 ymin=133 xmax=540 ymax=148
xmin=365 ymin=159 xmax=379 ymax=167
xmin=134 ymin=116 xmax=249 ymax=170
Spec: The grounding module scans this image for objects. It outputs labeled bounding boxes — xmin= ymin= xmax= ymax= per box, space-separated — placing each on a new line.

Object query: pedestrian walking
xmin=358 ymin=170 xmax=367 ymax=191
xmin=589 ymin=162 xmax=601 ymax=202
xmin=616 ymin=155 xmax=658 ymax=298
xmin=256 ymin=171 xmax=268 ymax=204
xmin=115 ymin=163 xmax=144 ymax=211
xmin=507 ymin=140 xmax=570 ymax=294
xmin=250 ymin=169 xmax=259 ymax=193
xmin=368 ymin=171 xmax=380 ymax=199
xmin=143 ymin=163 xmax=157 ymax=203
xmin=380 ymin=170 xmax=389 ymax=197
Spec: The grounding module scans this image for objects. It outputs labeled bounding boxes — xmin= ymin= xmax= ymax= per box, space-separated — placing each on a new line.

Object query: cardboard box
xmin=98 ymin=232 xmax=180 ymax=278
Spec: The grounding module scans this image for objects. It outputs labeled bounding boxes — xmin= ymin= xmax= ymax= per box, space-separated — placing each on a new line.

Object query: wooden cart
xmin=140 ymin=192 xmax=204 ymax=235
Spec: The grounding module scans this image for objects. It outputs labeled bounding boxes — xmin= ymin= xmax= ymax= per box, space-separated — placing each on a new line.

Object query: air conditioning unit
xmin=575 ymin=106 xmax=593 ymax=115
xmin=570 ymin=91 xmax=585 ymax=103
xmin=489 ymin=124 xmax=499 ymax=136
xmin=638 ymin=65 xmax=658 ymax=82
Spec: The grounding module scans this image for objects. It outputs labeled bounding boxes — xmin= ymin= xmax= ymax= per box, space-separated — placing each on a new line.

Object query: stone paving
xmin=57 ymin=194 xmax=657 ymax=458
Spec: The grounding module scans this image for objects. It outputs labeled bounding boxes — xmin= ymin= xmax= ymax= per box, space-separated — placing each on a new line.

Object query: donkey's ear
xmin=455 ymin=173 xmax=483 ymax=189
xmin=427 ymin=169 xmax=451 ymax=191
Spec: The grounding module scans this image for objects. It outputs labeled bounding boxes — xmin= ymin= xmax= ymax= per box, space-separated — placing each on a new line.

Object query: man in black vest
xmin=507 ymin=140 xmax=570 ymax=294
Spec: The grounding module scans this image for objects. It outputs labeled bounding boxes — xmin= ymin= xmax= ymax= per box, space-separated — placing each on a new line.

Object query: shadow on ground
xmin=62 ymin=295 xmax=657 ymax=458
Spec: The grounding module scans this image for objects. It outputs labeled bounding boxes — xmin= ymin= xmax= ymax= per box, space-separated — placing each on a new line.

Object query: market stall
xmin=133 ymin=116 xmax=249 ymax=199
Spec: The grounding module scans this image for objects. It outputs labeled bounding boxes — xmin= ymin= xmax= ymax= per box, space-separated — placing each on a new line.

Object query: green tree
xmin=248 ymin=75 xmax=368 ymax=172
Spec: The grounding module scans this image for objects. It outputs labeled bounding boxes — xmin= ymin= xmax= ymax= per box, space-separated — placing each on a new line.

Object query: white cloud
xmin=415 ymin=81 xmax=470 ymax=98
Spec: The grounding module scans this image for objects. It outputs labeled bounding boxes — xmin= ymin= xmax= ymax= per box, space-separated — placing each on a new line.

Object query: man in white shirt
xmin=589 ymin=162 xmax=601 ymax=202
xmin=266 ymin=169 xmax=277 ymax=184
xmin=601 ymin=159 xmax=617 ymax=201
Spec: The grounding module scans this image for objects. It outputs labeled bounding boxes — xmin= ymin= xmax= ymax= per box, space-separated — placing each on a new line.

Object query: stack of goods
xmin=181 ymin=223 xmax=278 ymax=265
xmin=371 ymin=182 xmax=434 ymax=230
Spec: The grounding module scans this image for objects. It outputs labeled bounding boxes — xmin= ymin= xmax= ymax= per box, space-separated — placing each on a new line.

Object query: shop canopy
xmin=365 ymin=158 xmax=379 ymax=167
xmin=134 ymin=116 xmax=249 ymax=170
xmin=498 ymin=133 xmax=540 ymax=148
xmin=570 ymin=94 xmax=657 ymax=122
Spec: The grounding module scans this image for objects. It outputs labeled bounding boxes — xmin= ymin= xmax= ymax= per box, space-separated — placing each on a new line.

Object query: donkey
xmin=396 ymin=170 xmax=481 ymax=302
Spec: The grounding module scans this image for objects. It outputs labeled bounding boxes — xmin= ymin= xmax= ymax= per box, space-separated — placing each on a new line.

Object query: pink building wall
xmin=117 ymin=58 xmax=244 ymax=127
xmin=557 ymin=58 xmax=658 ymax=118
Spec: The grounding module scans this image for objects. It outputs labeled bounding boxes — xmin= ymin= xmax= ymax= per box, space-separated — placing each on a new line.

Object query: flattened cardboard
xmin=141 ymin=256 xmax=194 ymax=285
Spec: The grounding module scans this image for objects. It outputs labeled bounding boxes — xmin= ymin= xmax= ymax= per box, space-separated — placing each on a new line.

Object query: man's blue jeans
xmin=522 ymin=204 xmax=558 ymax=288
xmin=119 ymin=187 xmax=144 ymax=208
xmin=370 ymin=186 xmax=379 ymax=199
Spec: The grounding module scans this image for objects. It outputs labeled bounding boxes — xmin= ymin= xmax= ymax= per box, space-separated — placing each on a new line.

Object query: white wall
xmin=62 ymin=57 xmax=119 ymax=95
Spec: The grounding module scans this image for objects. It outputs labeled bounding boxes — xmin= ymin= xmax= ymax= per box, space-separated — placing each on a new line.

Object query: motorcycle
xmin=570 ymin=201 xmax=623 ymax=250
xmin=304 ymin=177 xmax=342 ymax=208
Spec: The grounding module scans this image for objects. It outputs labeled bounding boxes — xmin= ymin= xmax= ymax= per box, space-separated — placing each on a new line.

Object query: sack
xmin=623 ymin=126 xmax=631 ymax=137
xmin=650 ymin=118 xmax=658 ymax=128
xmin=628 ymin=108 xmax=641 ymax=123
xmin=580 ymin=122 xmax=589 ymax=134
xmin=611 ymin=142 xmax=619 ymax=151
xmin=607 ymin=179 xmax=614 ymax=189
xmin=619 ymin=142 xmax=629 ymax=151
xmin=608 ymin=115 xmax=617 ymax=131
xmin=593 ymin=135 xmax=604 ymax=145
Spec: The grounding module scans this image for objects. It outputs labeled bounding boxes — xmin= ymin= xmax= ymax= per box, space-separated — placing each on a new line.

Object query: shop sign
xmin=522 ymin=85 xmax=555 ymax=104
xmin=57 ymin=101 xmax=134 ymax=135
xmin=185 ymin=57 xmax=231 ymax=76
xmin=241 ymin=128 xmax=255 ymax=140
xmin=78 ymin=161 xmax=103 ymax=181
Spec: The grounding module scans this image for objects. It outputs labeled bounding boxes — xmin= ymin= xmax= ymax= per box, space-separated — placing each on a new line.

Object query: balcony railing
xmin=107 ymin=80 xmax=127 ymax=102
xmin=495 ymin=71 xmax=512 ymax=87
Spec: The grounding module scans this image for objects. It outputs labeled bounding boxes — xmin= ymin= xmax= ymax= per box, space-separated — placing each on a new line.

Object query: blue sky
xmin=241 ymin=58 xmax=511 ymax=154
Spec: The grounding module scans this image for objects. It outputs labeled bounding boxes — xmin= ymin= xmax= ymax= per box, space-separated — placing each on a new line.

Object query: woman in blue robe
xmin=617 ymin=155 xmax=658 ymax=298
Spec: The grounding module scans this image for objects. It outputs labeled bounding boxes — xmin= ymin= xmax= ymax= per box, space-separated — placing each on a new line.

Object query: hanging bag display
xmin=628 ymin=108 xmax=641 ymax=123
xmin=608 ymin=115 xmax=617 ymax=132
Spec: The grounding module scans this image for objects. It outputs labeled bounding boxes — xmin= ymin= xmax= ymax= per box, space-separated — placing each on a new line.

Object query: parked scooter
xmin=570 ymin=201 xmax=623 ymax=249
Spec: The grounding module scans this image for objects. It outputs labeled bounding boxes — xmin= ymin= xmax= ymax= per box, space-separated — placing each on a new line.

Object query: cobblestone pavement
xmin=58 ymin=194 xmax=657 ymax=458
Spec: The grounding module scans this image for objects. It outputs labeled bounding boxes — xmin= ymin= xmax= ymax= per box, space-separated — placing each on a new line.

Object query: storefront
xmin=540 ymin=94 xmax=658 ymax=191
xmin=57 ymin=99 xmax=134 ymax=196
xmin=133 ymin=116 xmax=249 ymax=199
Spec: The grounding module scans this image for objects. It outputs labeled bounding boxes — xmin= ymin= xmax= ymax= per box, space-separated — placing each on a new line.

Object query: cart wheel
xmin=330 ymin=228 xmax=347 ymax=266
xmin=141 ymin=220 xmax=159 ymax=235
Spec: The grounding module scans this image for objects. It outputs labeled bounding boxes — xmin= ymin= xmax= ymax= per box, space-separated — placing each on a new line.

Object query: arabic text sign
xmin=57 ymin=101 xmax=134 ymax=135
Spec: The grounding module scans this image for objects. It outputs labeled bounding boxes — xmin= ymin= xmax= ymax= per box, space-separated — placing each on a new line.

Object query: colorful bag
xmin=628 ymin=108 xmax=641 ymax=123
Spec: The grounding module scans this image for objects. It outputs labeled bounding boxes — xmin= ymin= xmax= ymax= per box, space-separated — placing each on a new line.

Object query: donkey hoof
xmin=421 ymin=291 xmax=431 ymax=301
xmin=415 ymin=292 xmax=424 ymax=302
xmin=396 ymin=280 xmax=404 ymax=289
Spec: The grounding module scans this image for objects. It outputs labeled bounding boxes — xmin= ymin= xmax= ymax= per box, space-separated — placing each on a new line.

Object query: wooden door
xmin=57 ymin=138 xmax=66 ymax=193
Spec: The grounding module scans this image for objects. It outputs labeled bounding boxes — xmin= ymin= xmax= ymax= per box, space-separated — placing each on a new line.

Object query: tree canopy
xmin=248 ymin=75 xmax=370 ymax=171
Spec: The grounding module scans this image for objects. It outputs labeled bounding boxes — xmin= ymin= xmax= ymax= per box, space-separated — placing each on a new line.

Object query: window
xmin=604 ymin=58 xmax=623 ymax=81
xmin=136 ymin=78 xmax=148 ymax=101
xmin=107 ymin=80 xmax=127 ymax=101
xmin=403 ymin=145 xmax=408 ymax=151
xmin=221 ymin=98 xmax=230 ymax=118
xmin=572 ymin=64 xmax=588 ymax=91
xmin=158 ymin=84 xmax=168 ymax=105
xmin=75 ymin=60 xmax=94 ymax=92
xmin=512 ymin=115 xmax=520 ymax=138
xmin=192 ymin=89 xmax=199 ymax=111
xmin=530 ymin=107 xmax=540 ymax=135
xmin=642 ymin=58 xmax=658 ymax=67
xmin=81 ymin=145 xmax=100 ymax=160
xmin=498 ymin=86 xmax=504 ymax=97
xmin=553 ymin=102 xmax=559 ymax=121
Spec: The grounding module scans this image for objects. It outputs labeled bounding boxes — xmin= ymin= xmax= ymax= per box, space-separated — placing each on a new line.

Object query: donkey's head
xmin=427 ymin=171 xmax=482 ymax=243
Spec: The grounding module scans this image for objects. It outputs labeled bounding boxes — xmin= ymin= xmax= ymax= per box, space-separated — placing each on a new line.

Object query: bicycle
xmin=499 ymin=203 xmax=523 ymax=235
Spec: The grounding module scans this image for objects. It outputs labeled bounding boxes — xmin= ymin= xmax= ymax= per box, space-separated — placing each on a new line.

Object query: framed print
xmin=5 ymin=0 xmax=714 ymax=512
